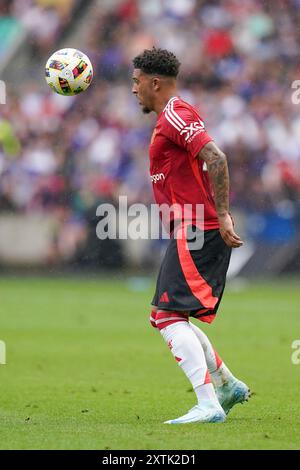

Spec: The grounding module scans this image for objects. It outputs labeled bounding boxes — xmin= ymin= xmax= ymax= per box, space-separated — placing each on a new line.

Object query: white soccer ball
xmin=45 ymin=48 xmax=93 ymax=96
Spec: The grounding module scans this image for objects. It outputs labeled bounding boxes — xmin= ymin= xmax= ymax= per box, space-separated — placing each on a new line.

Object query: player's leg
xmin=189 ymin=321 xmax=251 ymax=414
xmin=189 ymin=321 xmax=235 ymax=386
xmin=151 ymin=308 xmax=226 ymax=424
xmin=184 ymin=227 xmax=251 ymax=414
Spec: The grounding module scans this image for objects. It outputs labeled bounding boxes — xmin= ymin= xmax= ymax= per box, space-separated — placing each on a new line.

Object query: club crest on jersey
xmin=180 ymin=120 xmax=205 ymax=142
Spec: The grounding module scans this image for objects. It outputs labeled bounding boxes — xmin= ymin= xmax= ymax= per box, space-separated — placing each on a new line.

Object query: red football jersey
xmin=149 ymin=96 xmax=219 ymax=232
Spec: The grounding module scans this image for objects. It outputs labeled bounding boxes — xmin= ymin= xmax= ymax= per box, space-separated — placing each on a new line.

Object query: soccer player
xmin=132 ymin=48 xmax=250 ymax=424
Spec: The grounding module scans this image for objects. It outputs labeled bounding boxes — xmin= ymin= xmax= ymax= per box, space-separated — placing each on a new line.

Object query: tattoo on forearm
xmin=199 ymin=142 xmax=229 ymax=216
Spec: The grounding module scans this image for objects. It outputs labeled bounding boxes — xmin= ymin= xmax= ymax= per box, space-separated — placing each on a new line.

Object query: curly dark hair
xmin=132 ymin=47 xmax=181 ymax=77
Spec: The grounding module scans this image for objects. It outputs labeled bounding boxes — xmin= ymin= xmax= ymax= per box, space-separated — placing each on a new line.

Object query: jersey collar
xmin=163 ymin=96 xmax=179 ymax=112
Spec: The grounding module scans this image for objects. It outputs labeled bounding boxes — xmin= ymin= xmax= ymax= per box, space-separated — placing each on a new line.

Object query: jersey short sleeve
xmin=163 ymin=98 xmax=213 ymax=158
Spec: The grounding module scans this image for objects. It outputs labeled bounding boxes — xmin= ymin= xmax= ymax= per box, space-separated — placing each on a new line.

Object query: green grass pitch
xmin=0 ymin=276 xmax=299 ymax=450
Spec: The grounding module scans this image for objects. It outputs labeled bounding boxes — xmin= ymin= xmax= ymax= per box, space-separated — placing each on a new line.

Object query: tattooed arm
xmin=198 ymin=141 xmax=243 ymax=248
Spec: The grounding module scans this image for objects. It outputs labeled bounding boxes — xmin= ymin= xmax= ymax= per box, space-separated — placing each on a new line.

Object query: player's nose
xmin=132 ymin=84 xmax=138 ymax=94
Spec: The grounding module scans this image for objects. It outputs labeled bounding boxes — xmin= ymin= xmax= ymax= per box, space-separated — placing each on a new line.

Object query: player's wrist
xmin=217 ymin=210 xmax=229 ymax=218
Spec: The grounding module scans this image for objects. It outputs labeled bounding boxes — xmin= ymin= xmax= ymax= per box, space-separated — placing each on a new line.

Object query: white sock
xmin=160 ymin=321 xmax=219 ymax=405
xmin=195 ymin=383 xmax=220 ymax=403
xmin=189 ymin=321 xmax=235 ymax=387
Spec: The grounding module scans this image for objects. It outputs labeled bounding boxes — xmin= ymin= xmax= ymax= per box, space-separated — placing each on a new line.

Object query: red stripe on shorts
xmin=176 ymin=223 xmax=219 ymax=310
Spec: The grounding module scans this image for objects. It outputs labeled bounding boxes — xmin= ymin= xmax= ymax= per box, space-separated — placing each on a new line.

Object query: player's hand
xmin=218 ymin=212 xmax=243 ymax=248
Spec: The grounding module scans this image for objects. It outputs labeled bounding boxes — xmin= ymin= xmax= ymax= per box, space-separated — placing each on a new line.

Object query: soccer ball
xmin=45 ymin=48 xmax=93 ymax=96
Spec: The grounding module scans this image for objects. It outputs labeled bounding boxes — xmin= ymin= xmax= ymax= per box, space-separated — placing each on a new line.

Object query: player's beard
xmin=142 ymin=106 xmax=151 ymax=114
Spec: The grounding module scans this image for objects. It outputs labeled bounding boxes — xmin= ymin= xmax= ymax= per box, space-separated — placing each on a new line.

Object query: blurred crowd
xmin=0 ymin=0 xmax=77 ymax=58
xmin=1 ymin=0 xmax=300 ymax=264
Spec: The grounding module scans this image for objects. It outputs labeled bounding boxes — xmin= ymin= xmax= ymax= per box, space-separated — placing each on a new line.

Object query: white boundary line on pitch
xmin=0 ymin=340 xmax=6 ymax=364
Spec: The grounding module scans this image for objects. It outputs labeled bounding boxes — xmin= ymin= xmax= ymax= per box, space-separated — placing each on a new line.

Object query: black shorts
xmin=151 ymin=226 xmax=231 ymax=323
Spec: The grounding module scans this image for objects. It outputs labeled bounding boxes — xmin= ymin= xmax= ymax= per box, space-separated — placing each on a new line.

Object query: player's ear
xmin=152 ymin=77 xmax=160 ymax=91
